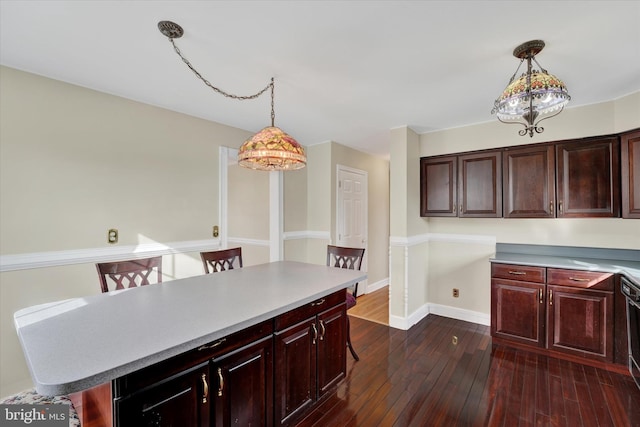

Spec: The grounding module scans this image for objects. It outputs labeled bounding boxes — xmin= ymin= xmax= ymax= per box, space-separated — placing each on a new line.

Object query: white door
xmin=336 ymin=165 xmax=368 ymax=291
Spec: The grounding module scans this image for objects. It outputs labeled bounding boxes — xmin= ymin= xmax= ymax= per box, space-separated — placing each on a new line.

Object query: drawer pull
xmin=198 ymin=338 xmax=226 ymax=351
xmin=311 ymin=298 xmax=325 ymax=306
xmin=508 ymin=271 xmax=527 ymax=276
xmin=217 ymin=367 xmax=224 ymax=397
xmin=312 ymin=323 xmax=318 ymax=345
xmin=539 ymin=289 xmax=543 ymax=304
xmin=201 ymin=374 xmax=208 ymax=403
xmin=569 ymin=277 xmax=590 ymax=282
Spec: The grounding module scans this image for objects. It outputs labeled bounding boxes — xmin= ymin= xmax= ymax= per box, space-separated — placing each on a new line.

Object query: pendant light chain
xmin=168 ymin=37 xmax=273 ymax=102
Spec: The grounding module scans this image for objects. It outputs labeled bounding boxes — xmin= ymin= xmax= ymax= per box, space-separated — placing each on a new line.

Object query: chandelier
xmin=492 ymin=40 xmax=571 ymax=137
xmin=158 ymin=21 xmax=306 ymax=171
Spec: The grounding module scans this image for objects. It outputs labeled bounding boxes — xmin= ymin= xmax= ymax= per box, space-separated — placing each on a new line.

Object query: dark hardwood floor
xmin=298 ymin=314 xmax=640 ymax=427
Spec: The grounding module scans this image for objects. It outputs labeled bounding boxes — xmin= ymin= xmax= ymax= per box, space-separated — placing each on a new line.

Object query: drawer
xmin=275 ymin=289 xmax=346 ymax=330
xmin=491 ymin=263 xmax=546 ymax=283
xmin=547 ymin=268 xmax=614 ymax=290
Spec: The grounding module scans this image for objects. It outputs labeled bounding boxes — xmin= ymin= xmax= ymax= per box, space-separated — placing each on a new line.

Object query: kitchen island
xmin=14 ymin=261 xmax=366 ymax=426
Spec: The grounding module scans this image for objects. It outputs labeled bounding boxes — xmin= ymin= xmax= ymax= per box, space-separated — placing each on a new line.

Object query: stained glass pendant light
xmin=492 ymin=40 xmax=571 ymax=137
xmin=158 ymin=21 xmax=306 ymax=170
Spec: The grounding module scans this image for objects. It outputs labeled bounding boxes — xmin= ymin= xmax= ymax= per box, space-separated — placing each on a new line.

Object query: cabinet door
xmin=420 ymin=156 xmax=457 ymax=217
xmin=274 ymin=317 xmax=317 ymax=426
xmin=458 ymin=151 xmax=502 ymax=217
xmin=556 ymin=137 xmax=620 ymax=217
xmin=503 ymin=144 xmax=555 ymax=218
xmin=491 ymin=279 xmax=545 ymax=347
xmin=547 ymin=285 xmax=613 ymax=361
xmin=317 ymin=304 xmax=347 ymax=397
xmin=115 ymin=362 xmax=210 ymax=427
xmin=213 ymin=336 xmax=273 ymax=427
xmin=621 ymin=129 xmax=640 ymax=218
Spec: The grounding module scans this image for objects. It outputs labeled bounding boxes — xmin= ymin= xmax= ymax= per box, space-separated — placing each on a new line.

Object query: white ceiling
xmin=1 ymin=1 xmax=639 ymax=159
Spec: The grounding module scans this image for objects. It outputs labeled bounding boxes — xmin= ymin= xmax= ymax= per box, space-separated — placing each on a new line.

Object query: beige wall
xmin=389 ymin=92 xmax=640 ymax=328
xmin=0 ymin=67 xmax=391 ymax=397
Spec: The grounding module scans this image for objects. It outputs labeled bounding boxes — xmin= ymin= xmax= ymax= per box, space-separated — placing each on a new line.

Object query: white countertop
xmin=14 ymin=261 xmax=366 ymax=396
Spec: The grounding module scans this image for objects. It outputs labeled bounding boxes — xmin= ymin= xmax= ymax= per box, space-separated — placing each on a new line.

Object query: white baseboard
xmin=361 ymin=278 xmax=387 ymax=294
xmin=389 ymin=303 xmax=490 ymax=330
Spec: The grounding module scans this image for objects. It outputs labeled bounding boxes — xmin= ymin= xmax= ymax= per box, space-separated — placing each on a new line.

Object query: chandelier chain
xmin=169 ymin=38 xmax=273 ymax=101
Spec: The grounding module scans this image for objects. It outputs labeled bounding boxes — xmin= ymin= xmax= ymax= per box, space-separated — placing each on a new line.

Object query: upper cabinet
xmin=420 ymin=151 xmax=501 ymax=218
xmin=556 ymin=136 xmax=620 ymax=218
xmin=503 ymin=145 xmax=555 ymax=218
xmin=421 ymin=129 xmax=638 ymax=219
xmin=621 ymin=129 xmax=640 ymax=218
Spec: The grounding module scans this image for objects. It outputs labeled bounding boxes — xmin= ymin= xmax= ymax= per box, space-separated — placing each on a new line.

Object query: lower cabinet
xmin=115 ymin=362 xmax=210 ymax=427
xmin=212 ymin=336 xmax=273 ymax=427
xmin=107 ymin=291 xmax=347 ymax=427
xmin=274 ymin=292 xmax=347 ymax=426
xmin=491 ymin=263 xmax=615 ymax=364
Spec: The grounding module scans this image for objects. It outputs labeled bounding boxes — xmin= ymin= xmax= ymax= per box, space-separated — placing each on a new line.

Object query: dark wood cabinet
xmin=420 ymin=152 xmax=501 ymax=218
xmin=491 ymin=263 xmax=616 ymax=367
xmin=458 ymin=151 xmax=502 ymax=217
xmin=212 ymin=336 xmax=273 ymax=427
xmin=556 ymin=137 xmax=620 ymax=218
xmin=503 ymin=144 xmax=555 ymax=218
xmin=621 ymin=129 xmax=640 ymax=218
xmin=274 ymin=291 xmax=346 ymax=426
xmin=115 ymin=362 xmax=210 ymax=427
xmin=420 ymin=156 xmax=457 ymax=217
xmin=491 ymin=264 xmax=546 ymax=347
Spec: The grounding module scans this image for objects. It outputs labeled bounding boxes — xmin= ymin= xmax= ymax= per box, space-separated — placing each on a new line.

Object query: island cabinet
xmin=491 ymin=263 xmax=616 ymax=367
xmin=274 ymin=290 xmax=347 ymax=426
xmin=621 ymin=128 xmax=640 ymax=218
xmin=112 ymin=320 xmax=273 ymax=427
xmin=420 ymin=151 xmax=502 ymax=218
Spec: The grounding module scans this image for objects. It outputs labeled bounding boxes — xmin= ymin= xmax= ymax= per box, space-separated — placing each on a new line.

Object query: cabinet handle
xmin=453 ymin=204 xmax=457 ymax=214
xmin=549 ymin=289 xmax=553 ymax=306
xmin=319 ymin=320 xmax=326 ymax=341
xmin=311 ymin=298 xmax=325 ymax=306
xmin=508 ymin=271 xmax=526 ymax=276
xmin=550 ymin=201 xmax=554 ymax=213
xmin=539 ymin=289 xmax=543 ymax=304
xmin=217 ymin=367 xmax=224 ymax=397
xmin=558 ymin=201 xmax=563 ymax=214
xmin=201 ymin=374 xmax=208 ymax=403
xmin=312 ymin=323 xmax=318 ymax=345
xmin=569 ymin=277 xmax=590 ymax=282
xmin=198 ymin=338 xmax=226 ymax=351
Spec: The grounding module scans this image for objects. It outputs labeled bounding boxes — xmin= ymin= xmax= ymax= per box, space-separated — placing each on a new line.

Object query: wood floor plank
xmin=298 ymin=315 xmax=640 ymax=427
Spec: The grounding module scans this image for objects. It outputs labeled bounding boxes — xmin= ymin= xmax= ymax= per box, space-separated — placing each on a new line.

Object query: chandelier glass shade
xmin=492 ymin=40 xmax=570 ymax=137
xmin=157 ymin=20 xmax=306 ymax=171
xmin=238 ymin=126 xmax=307 ymax=171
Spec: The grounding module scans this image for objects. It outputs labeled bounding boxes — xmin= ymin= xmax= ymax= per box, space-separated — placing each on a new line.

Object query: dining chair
xmin=326 ymin=245 xmax=365 ymax=361
xmin=95 ymin=256 xmax=163 ymax=293
xmin=200 ymin=247 xmax=243 ymax=274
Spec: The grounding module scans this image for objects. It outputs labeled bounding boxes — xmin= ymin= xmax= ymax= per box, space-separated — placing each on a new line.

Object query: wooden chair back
xmin=96 ymin=256 xmax=163 ymax=293
xmin=326 ymin=245 xmax=365 ymax=297
xmin=200 ymin=247 xmax=243 ymax=274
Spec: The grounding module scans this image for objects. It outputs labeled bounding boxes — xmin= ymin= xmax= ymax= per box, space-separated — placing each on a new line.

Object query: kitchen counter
xmin=490 ymin=244 xmax=640 ymax=286
xmin=14 ymin=261 xmax=366 ymax=396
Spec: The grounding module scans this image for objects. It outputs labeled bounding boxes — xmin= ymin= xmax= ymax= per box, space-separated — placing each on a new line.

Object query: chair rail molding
xmin=390 ymin=233 xmax=496 ymax=247
xmin=0 ymin=239 xmax=220 ymax=272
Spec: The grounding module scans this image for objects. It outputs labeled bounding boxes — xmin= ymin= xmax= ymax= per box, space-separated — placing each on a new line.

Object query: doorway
xmin=336 ymin=165 xmax=368 ymax=292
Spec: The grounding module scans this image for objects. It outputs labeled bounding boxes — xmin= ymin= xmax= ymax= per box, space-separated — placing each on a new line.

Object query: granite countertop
xmin=490 ymin=244 xmax=640 ymax=286
xmin=14 ymin=261 xmax=366 ymax=396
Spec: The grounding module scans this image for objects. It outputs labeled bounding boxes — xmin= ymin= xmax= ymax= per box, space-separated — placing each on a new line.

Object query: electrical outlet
xmin=213 ymin=225 xmax=219 ymax=238
xmin=453 ymin=288 xmax=459 ymax=298
xmin=107 ymin=229 xmax=118 ymax=244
